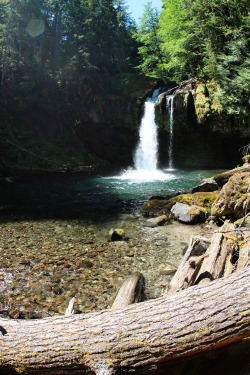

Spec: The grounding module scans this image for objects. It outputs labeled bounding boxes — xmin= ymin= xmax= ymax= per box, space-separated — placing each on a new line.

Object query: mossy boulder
xmin=140 ymin=192 xmax=219 ymax=217
xmin=211 ymin=172 xmax=250 ymax=219
xmin=234 ymin=216 xmax=250 ymax=227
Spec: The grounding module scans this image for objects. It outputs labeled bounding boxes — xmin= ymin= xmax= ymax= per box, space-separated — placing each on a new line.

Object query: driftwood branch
xmin=0 ymin=135 xmax=60 ymax=167
xmin=165 ymin=221 xmax=240 ymax=295
xmin=111 ymin=271 xmax=144 ymax=310
xmin=65 ymin=297 xmax=75 ymax=316
xmin=0 ymin=266 xmax=250 ymax=374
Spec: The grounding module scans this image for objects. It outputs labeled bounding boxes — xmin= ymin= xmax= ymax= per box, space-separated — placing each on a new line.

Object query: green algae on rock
xmin=140 ymin=192 xmax=219 ymax=217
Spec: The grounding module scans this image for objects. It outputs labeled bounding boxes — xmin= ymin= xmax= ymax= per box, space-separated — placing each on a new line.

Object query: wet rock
xmin=109 ymin=229 xmax=125 ymax=241
xmin=53 ymin=287 xmax=63 ymax=295
xmin=192 ymin=178 xmax=219 ymax=193
xmin=171 ymin=203 xmax=207 ymax=224
xmin=146 ymin=215 xmax=169 ymax=227
xmin=159 ymin=269 xmax=176 ymax=276
xmin=87 ymin=252 xmax=98 ymax=258
xmin=149 ymin=196 xmax=166 ymax=201
xmin=41 ymin=270 xmax=53 ymax=276
xmin=211 ymin=172 xmax=250 ymax=219
xmin=79 ymin=260 xmax=94 ymax=269
xmin=19 ymin=260 xmax=32 ymax=268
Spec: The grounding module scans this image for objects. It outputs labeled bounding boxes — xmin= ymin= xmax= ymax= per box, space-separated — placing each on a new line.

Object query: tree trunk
xmin=0 ymin=266 xmax=250 ymax=375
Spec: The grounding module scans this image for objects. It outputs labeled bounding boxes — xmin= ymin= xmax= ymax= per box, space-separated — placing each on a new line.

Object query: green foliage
xmin=135 ymin=2 xmax=167 ymax=79
xmin=134 ymin=0 xmax=250 ymax=119
xmin=216 ymin=32 xmax=250 ymax=118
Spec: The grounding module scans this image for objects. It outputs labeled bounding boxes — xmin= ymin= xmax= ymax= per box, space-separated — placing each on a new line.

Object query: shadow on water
xmin=0 ymin=169 xmax=225 ymax=222
xmin=0 ymin=174 xmax=131 ymax=222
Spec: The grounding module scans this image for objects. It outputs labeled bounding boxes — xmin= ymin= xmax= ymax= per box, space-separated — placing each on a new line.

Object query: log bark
xmin=194 ymin=221 xmax=235 ymax=285
xmin=111 ymin=272 xmax=144 ymax=309
xmin=165 ymin=235 xmax=210 ymax=295
xmin=237 ymin=233 xmax=250 ymax=271
xmin=0 ymin=267 xmax=250 ymax=375
xmin=213 ymin=165 xmax=250 ymax=187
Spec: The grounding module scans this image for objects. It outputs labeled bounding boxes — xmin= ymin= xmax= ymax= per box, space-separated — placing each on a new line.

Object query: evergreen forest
xmin=0 ymin=0 xmax=249 ymax=172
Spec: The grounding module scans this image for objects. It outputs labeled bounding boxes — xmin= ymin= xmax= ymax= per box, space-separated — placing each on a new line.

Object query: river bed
xmin=0 ymin=169 xmax=222 ymax=318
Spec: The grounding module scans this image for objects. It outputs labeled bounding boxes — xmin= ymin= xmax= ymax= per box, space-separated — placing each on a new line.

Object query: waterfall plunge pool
xmin=0 ymin=168 xmax=224 ymax=223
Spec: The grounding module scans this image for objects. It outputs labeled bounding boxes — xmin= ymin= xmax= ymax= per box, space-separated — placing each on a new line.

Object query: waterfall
xmin=120 ymin=89 xmax=171 ymax=180
xmin=167 ymin=95 xmax=174 ymax=169
xmin=134 ymin=89 xmax=160 ymax=171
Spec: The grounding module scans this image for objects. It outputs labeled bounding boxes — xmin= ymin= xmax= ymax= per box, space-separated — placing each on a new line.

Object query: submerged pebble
xmin=0 ymin=217 xmax=205 ymax=318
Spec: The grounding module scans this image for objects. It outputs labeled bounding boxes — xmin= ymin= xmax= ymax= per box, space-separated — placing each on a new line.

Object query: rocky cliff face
xmin=155 ymin=79 xmax=250 ymax=169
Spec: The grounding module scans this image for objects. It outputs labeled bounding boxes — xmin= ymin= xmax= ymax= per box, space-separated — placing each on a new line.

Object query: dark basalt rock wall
xmin=155 ymin=79 xmax=250 ymax=169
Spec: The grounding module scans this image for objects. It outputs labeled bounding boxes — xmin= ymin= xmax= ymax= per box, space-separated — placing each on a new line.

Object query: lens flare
xmin=26 ymin=19 xmax=45 ymax=37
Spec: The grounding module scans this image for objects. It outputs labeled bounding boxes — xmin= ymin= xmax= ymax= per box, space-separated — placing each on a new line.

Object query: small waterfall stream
xmin=167 ymin=95 xmax=174 ymax=169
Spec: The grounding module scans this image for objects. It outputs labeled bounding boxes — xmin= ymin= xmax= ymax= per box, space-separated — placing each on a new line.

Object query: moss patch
xmin=140 ymin=192 xmax=219 ymax=217
xmin=195 ymin=79 xmax=223 ymax=124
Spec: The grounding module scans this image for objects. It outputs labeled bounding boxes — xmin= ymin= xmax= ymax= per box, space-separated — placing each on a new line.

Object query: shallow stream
xmin=0 ymin=168 xmax=223 ymax=317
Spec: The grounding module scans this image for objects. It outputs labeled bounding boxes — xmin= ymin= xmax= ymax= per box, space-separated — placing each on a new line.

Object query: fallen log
xmin=165 ymin=235 xmax=210 ymax=295
xmin=194 ymin=221 xmax=236 ymax=285
xmin=111 ymin=271 xmax=144 ymax=309
xmin=0 ymin=266 xmax=250 ymax=375
xmin=213 ymin=165 xmax=250 ymax=187
xmin=237 ymin=231 xmax=250 ymax=271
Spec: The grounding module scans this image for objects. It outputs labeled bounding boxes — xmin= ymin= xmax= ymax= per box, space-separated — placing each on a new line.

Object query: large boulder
xmin=211 ymin=172 xmax=250 ymax=219
xmin=192 ymin=178 xmax=219 ymax=193
xmin=171 ymin=203 xmax=207 ymax=224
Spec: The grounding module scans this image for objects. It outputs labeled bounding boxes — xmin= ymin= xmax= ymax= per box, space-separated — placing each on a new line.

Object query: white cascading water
xmin=120 ymin=89 xmax=172 ymax=180
xmin=134 ymin=90 xmax=159 ymax=171
xmin=167 ymin=95 xmax=174 ymax=170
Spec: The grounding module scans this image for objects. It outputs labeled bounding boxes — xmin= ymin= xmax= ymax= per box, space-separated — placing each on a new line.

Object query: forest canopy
xmin=135 ymin=0 xmax=250 ymax=117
